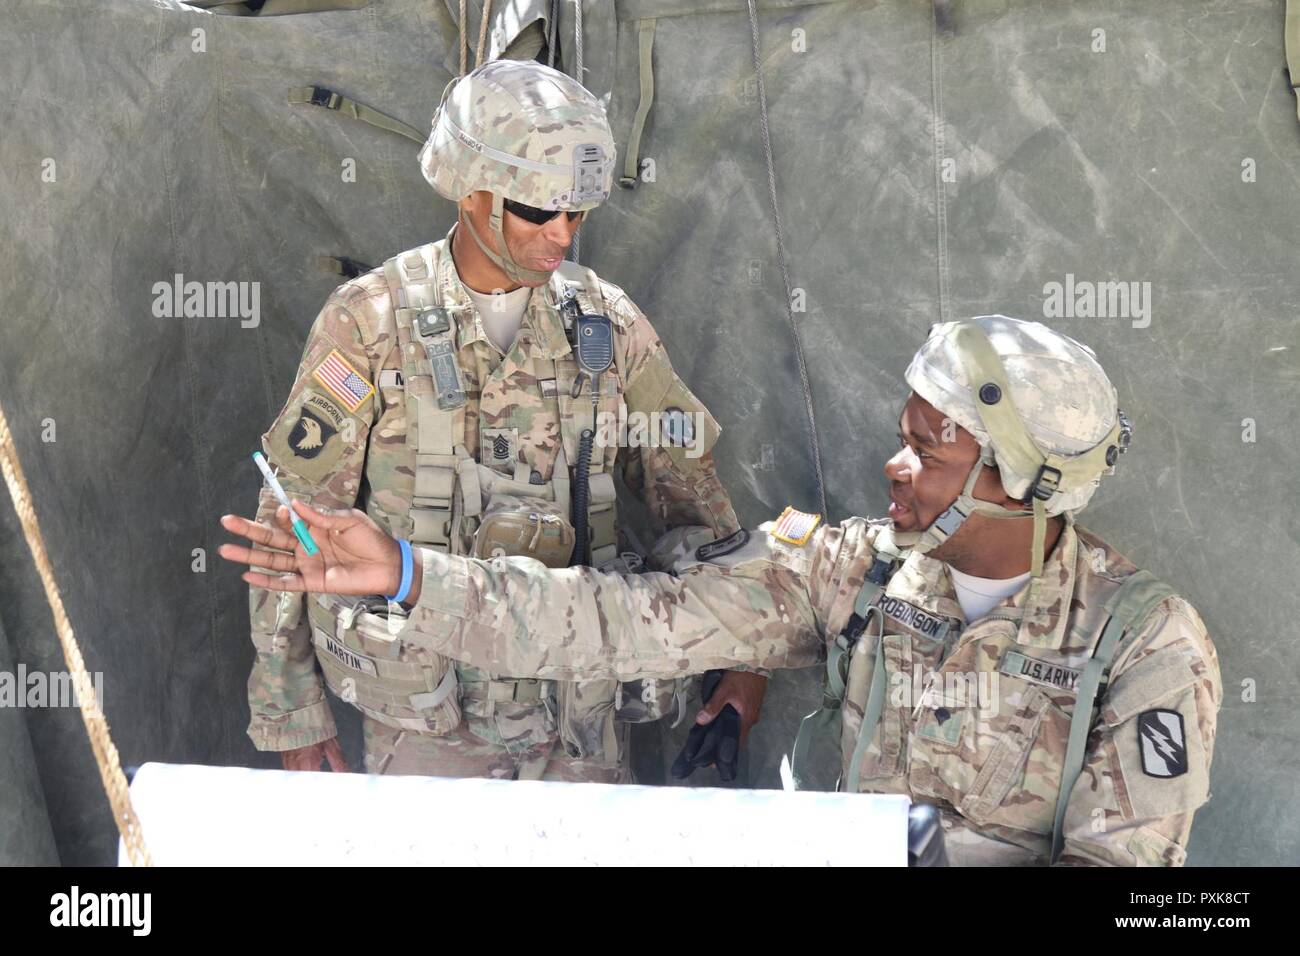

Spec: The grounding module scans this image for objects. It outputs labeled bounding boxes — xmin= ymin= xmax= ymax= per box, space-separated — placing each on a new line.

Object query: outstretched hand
xmin=218 ymin=501 xmax=405 ymax=597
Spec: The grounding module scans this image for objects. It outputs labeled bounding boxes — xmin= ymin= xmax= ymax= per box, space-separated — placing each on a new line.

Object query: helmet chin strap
xmin=462 ymin=193 xmax=552 ymax=286
xmin=887 ymin=448 xmax=1052 ymax=578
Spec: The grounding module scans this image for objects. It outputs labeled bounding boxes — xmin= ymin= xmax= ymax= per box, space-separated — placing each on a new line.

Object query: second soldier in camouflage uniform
xmin=245 ymin=59 xmax=760 ymax=781
xmin=224 ymin=316 xmax=1222 ymax=865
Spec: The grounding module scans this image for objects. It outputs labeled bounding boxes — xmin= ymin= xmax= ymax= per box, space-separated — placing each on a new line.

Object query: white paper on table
xmin=119 ymin=762 xmax=910 ymax=866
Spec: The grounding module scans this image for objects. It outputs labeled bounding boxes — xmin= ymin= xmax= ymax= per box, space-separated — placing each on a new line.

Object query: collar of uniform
xmin=886 ymin=550 xmax=963 ymax=626
xmin=524 ymin=272 xmax=574 ymax=359
xmin=435 ymin=225 xmax=573 ymax=359
xmin=430 ymin=228 xmax=482 ymax=344
xmin=1005 ymin=518 xmax=1079 ymax=650
xmin=884 ymin=518 xmax=1080 ymax=650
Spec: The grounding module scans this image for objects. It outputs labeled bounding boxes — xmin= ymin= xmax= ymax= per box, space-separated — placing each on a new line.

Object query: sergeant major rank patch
xmin=770 ymin=506 xmax=822 ymax=546
xmin=481 ymin=428 xmax=518 ymax=472
xmin=312 ymin=348 xmax=375 ymax=413
xmin=1137 ymin=708 xmax=1188 ymax=778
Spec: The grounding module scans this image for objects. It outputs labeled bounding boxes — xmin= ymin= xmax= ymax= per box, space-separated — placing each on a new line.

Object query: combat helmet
xmin=418 ymin=59 xmax=616 ymax=283
xmin=894 ymin=315 xmax=1132 ymax=577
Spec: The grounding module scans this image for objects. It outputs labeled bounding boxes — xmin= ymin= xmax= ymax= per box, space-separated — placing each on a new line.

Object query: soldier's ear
xmin=971 ymin=461 xmax=1021 ymax=510
xmin=459 ymin=191 xmax=488 ymax=222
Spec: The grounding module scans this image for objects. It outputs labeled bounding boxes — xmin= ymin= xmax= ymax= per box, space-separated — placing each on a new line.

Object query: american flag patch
xmin=770 ymin=506 xmax=822 ymax=546
xmin=312 ymin=349 xmax=374 ymax=412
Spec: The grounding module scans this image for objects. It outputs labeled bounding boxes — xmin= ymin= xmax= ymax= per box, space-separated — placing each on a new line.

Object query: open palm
xmin=219 ymin=501 xmax=402 ymax=597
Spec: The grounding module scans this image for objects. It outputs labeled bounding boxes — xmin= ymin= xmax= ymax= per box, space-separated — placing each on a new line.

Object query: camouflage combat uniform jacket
xmin=246 ymin=231 xmax=739 ymax=761
xmin=399 ymin=514 xmax=1221 ymax=866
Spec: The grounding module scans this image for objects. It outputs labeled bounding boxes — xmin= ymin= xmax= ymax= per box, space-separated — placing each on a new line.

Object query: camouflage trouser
xmin=361 ymin=710 xmax=633 ymax=783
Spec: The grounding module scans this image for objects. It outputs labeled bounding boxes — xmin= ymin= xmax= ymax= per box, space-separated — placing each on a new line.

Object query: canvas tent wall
xmin=1 ymin=0 xmax=1295 ymax=865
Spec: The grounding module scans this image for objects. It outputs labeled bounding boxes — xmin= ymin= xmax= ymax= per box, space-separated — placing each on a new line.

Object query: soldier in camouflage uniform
xmin=244 ymin=58 xmax=765 ymax=782
xmin=225 ymin=315 xmax=1221 ymax=866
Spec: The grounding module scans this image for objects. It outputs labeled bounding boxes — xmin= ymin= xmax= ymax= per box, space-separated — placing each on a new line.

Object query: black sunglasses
xmin=503 ymin=198 xmax=586 ymax=226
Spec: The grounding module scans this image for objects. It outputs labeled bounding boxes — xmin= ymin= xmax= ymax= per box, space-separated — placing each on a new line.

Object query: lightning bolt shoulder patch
xmin=1136 ymin=708 xmax=1189 ymax=778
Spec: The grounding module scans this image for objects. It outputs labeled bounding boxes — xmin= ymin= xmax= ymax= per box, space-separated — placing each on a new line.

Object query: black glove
xmin=671 ymin=670 xmax=741 ymax=782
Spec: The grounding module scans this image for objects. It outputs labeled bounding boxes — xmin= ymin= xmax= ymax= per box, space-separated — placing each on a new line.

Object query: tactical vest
xmin=310 ymin=241 xmax=675 ymax=769
xmin=308 ymin=593 xmax=462 ymax=734
xmin=383 ymin=242 xmax=621 ymax=564
xmin=793 ymin=546 xmax=1174 ymax=864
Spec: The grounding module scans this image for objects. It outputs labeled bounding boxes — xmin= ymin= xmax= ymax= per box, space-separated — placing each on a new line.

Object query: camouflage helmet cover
xmin=905 ymin=314 xmax=1126 ymax=516
xmin=419 ymin=59 xmax=616 ymax=211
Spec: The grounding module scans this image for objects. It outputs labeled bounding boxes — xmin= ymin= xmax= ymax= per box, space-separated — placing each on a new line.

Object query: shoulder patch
xmin=265 ymin=389 xmax=352 ymax=483
xmin=769 ymin=506 xmax=822 ymax=546
xmin=312 ymin=348 xmax=375 ymax=413
xmin=1137 ymin=708 xmax=1188 ymax=778
xmin=696 ymin=528 xmax=750 ymax=562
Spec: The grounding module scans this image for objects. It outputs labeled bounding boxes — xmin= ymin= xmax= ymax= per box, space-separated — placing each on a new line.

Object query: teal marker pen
xmin=252 ymin=452 xmax=319 ymax=556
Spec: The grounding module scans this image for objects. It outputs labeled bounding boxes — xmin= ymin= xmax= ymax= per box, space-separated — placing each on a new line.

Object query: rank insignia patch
xmin=481 ymin=428 xmax=518 ymax=471
xmin=770 ymin=506 xmax=822 ymax=546
xmin=1137 ymin=708 xmax=1188 ymax=778
xmin=312 ymin=348 xmax=375 ymax=412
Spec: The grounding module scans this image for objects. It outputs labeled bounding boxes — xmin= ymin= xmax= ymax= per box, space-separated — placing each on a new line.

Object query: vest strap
xmin=383 ymin=247 xmax=467 ymax=552
xmin=791 ymin=565 xmax=888 ymax=791
xmin=1050 ymin=570 xmax=1174 ymax=863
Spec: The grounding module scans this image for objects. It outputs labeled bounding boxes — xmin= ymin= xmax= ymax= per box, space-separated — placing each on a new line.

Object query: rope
xmin=574 ymin=0 xmax=584 ymax=88
xmin=475 ymin=0 xmax=494 ymax=70
xmin=0 ymin=400 xmax=152 ymax=866
xmin=457 ymin=1 xmax=494 ymax=76
xmin=569 ymin=0 xmax=585 ymax=263
xmin=930 ymin=0 xmax=951 ymax=323
xmin=459 ymin=0 xmax=468 ymax=76
xmin=547 ymin=0 xmax=559 ymax=67
xmin=572 ymin=0 xmax=587 ymax=261
xmin=744 ymin=0 xmax=828 ymax=518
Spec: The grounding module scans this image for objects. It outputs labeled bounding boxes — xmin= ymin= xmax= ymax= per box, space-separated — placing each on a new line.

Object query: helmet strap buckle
xmin=1028 ymin=464 xmax=1062 ymax=502
xmin=309 ymin=86 xmax=342 ymax=110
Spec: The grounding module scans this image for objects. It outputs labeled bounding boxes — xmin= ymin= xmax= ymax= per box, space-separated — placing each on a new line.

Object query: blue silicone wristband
xmin=386 ymin=539 xmax=414 ymax=604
